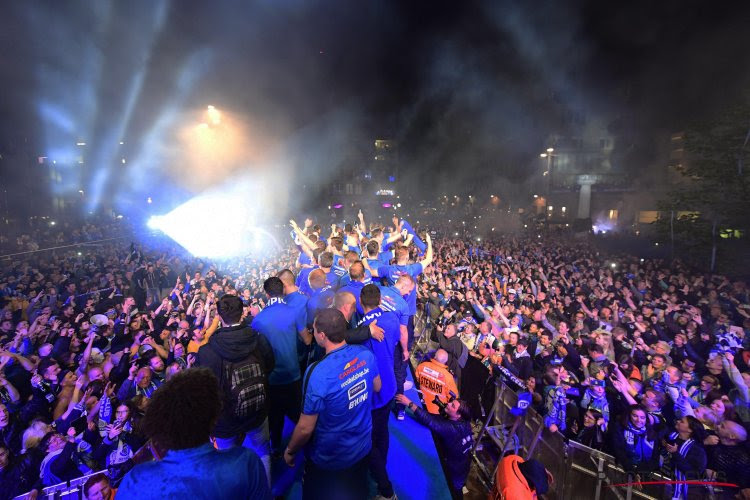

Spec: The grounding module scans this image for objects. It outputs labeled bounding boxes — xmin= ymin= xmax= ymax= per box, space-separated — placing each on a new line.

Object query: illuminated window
xmin=561 ymin=206 xmax=566 ymax=213
xmin=638 ymin=211 xmax=658 ymax=223
xmin=609 ymin=209 xmax=619 ymax=221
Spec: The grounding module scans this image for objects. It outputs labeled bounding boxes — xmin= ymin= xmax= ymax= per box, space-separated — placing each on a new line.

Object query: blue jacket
xmin=118 ymin=443 xmax=270 ymax=499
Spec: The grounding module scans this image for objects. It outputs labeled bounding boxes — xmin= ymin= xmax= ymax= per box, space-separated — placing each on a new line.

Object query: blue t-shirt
xmin=303 ymin=344 xmax=379 ymax=470
xmin=378 ymin=263 xmax=423 ymax=315
xmin=377 ymin=250 xmax=393 ymax=267
xmin=337 ymin=281 xmax=366 ymax=314
xmin=117 ymin=443 xmax=270 ymax=500
xmin=306 ymin=285 xmax=335 ymax=327
xmin=297 ymin=250 xmax=312 ymax=267
xmin=251 ymin=297 xmax=306 ymax=385
xmin=377 ymin=285 xmax=410 ymax=327
xmin=296 ymin=266 xmax=317 ymax=296
xmin=332 ymin=263 xmax=347 ymax=280
xmin=285 ymin=290 xmax=309 ymax=329
xmin=338 ymin=269 xmax=372 ymax=288
xmin=358 ymin=307 xmax=400 ymax=409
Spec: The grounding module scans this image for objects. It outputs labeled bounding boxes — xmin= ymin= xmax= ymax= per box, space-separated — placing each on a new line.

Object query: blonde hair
xmin=22 ymin=420 xmax=52 ymax=453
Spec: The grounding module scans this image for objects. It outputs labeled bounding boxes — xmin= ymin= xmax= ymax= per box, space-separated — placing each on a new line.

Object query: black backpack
xmin=219 ymin=348 xmax=268 ymax=424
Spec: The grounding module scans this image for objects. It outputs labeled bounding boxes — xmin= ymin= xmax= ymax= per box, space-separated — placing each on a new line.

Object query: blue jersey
xmin=377 ymin=251 xmax=393 ymax=267
xmin=337 ymin=281 xmax=365 ymax=313
xmin=285 ymin=290 xmax=308 ymax=329
xmin=338 ymin=269 xmax=372 ymax=288
xmin=306 ymin=286 xmax=335 ymax=327
xmin=251 ymin=297 xmax=306 ymax=385
xmin=358 ymin=307 xmax=400 ymax=409
xmin=296 ymin=266 xmax=317 ymax=296
xmin=298 ymin=250 xmax=312 ymax=267
xmin=297 ymin=266 xmax=336 ymax=296
xmin=332 ymin=264 xmax=347 ymax=280
xmin=378 ymin=263 xmax=423 ymax=316
xmin=303 ymin=344 xmax=379 ymax=470
xmin=377 ymin=285 xmax=409 ymax=327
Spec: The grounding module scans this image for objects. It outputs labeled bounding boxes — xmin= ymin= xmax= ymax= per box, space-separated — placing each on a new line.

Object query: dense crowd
xmin=0 ymin=212 xmax=749 ymax=499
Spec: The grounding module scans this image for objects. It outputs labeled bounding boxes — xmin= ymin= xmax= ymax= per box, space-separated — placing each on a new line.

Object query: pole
xmin=710 ymin=219 xmax=717 ymax=272
xmin=670 ymin=210 xmax=675 ymax=261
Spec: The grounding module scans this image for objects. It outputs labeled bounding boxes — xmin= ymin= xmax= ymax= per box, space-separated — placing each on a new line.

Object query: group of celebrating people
xmin=0 ymin=209 xmax=749 ymax=499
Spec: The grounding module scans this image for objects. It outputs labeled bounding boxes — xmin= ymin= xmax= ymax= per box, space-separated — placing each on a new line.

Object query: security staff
xmin=284 ymin=308 xmax=382 ymax=500
xmin=416 ymin=349 xmax=459 ymax=415
xmin=396 ymin=393 xmax=473 ymax=499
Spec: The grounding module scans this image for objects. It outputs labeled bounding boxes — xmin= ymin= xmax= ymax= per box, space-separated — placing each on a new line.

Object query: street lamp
xmin=540 ymin=147 xmax=557 ymax=226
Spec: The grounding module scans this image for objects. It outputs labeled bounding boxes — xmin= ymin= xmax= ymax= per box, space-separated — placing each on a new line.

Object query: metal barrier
xmin=13 ymin=470 xmax=110 ymax=500
xmin=471 ymin=377 xmax=726 ymax=500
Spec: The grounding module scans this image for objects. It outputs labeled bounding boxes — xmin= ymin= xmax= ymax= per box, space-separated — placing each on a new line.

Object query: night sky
xmin=1 ymin=0 xmax=750 ymax=205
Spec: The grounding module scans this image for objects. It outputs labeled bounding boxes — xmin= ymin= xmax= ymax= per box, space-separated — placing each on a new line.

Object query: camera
xmin=432 ymin=391 xmax=458 ymax=417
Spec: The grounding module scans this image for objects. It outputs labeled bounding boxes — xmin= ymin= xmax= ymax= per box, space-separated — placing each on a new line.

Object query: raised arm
xmin=418 ymin=233 xmax=433 ymax=268
xmin=290 ymin=220 xmax=317 ymax=254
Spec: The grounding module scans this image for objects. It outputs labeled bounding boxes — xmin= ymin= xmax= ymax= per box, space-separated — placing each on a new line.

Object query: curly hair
xmin=141 ymin=368 xmax=222 ymax=451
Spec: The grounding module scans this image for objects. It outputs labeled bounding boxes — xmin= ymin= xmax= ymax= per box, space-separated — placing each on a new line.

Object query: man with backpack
xmin=196 ymin=294 xmax=275 ymax=483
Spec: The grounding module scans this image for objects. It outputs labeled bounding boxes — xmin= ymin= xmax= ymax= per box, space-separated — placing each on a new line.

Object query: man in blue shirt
xmin=251 ymin=277 xmax=312 ymax=455
xmin=284 ymin=308 xmax=381 ymax=500
xmin=118 ymin=368 xmax=270 ymax=499
xmin=358 ymin=284 xmax=401 ymax=500
xmin=367 ymin=234 xmax=432 ymax=417
xmin=376 ymin=274 xmax=415 ymax=419
xmin=337 ymin=261 xmax=368 ymax=324
xmin=278 ymin=268 xmax=312 ymax=374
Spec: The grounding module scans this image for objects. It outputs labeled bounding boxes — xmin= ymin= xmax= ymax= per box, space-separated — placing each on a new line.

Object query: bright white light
xmin=397 ymin=203 xmax=401 ymax=207
xmin=533 ymin=194 xmax=538 ymax=198
xmin=147 ymin=197 xmax=152 ymax=204
xmin=547 ymin=148 xmax=554 ymax=153
xmin=147 ymin=180 xmax=281 ymax=259
xmin=116 ymin=215 xmax=124 ymax=219
xmin=76 ymin=142 xmax=86 ymax=146
xmin=640 ymin=258 xmax=645 ymax=262
xmin=540 ymin=153 xmax=547 ymax=158
xmin=655 ymin=242 xmax=659 ymax=246
xmin=455 ymin=232 xmax=459 ymax=236
xmin=50 ymin=221 xmax=56 ymax=226
xmin=119 ymin=141 xmax=124 ymax=145
xmin=77 ymin=252 xmax=82 ymax=256
xmin=121 ymin=158 xmax=126 ymax=164
xmin=611 ymin=263 xmax=617 ymax=268
xmin=477 ymin=237 xmax=481 ymax=241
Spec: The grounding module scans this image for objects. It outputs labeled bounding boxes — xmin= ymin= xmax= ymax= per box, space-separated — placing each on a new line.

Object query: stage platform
xmin=271 ymin=368 xmax=452 ymax=499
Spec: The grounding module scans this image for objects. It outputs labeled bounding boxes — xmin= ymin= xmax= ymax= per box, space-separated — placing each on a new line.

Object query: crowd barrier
xmin=13 ymin=470 xmax=109 ymax=500
xmin=408 ymin=310 xmax=735 ymax=499
xmin=471 ymin=377 xmax=733 ymax=500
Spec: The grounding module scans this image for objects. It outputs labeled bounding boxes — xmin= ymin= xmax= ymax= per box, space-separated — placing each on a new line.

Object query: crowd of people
xmin=0 ymin=210 xmax=749 ymax=499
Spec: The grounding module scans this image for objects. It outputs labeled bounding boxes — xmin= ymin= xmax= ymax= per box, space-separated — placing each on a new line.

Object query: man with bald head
xmin=415 ymin=348 xmax=459 ymax=416
xmin=706 ymin=419 xmax=750 ymax=492
xmin=338 ymin=261 xmax=367 ymax=324
xmin=306 ymin=269 xmax=334 ymax=329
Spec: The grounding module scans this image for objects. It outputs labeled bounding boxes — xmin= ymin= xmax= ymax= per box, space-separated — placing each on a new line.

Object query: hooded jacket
xmin=196 ymin=324 xmax=275 ymax=438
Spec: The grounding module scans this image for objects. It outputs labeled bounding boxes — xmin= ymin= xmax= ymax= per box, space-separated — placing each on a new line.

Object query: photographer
xmin=395 ymin=393 xmax=472 ymax=499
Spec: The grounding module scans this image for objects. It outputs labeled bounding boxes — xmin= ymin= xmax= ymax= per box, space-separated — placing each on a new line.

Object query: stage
xmin=271 ymin=368 xmax=453 ymax=499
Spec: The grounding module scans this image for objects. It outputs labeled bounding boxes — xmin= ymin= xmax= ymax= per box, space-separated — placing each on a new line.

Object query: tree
xmin=657 ymin=99 xmax=750 ymax=273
